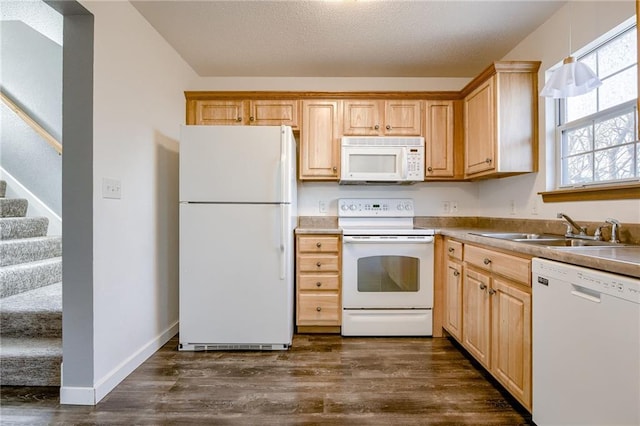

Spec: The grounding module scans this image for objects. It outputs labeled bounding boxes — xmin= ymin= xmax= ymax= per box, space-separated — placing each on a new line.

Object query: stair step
xmin=0 ymin=217 xmax=49 ymax=240
xmin=0 ymin=180 xmax=6 ymax=198
xmin=0 ymin=283 xmax=62 ymax=338
xmin=0 ymin=257 xmax=62 ymax=298
xmin=0 ymin=337 xmax=61 ymax=386
xmin=0 ymin=236 xmax=62 ymax=267
xmin=0 ymin=198 xmax=28 ymax=218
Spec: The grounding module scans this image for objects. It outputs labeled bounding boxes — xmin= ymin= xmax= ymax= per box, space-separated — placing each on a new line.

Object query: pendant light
xmin=540 ymin=3 xmax=602 ymax=98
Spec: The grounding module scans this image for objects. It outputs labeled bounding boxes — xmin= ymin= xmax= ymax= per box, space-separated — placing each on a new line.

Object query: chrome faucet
xmin=605 ymin=218 xmax=621 ymax=243
xmin=557 ymin=213 xmax=587 ymax=237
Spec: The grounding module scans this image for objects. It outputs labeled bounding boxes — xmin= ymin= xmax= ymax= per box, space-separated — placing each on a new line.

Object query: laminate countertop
xmin=295 ymin=225 xmax=640 ymax=279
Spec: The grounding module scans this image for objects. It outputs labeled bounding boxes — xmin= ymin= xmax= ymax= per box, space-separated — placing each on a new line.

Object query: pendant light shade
xmin=540 ymin=56 xmax=602 ymax=98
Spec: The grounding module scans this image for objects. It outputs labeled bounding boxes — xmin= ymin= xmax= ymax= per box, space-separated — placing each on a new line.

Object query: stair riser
xmin=0 ymin=259 xmax=62 ymax=298
xmin=0 ymin=199 xmax=28 ymax=217
xmin=0 ymin=312 xmax=62 ymax=338
xmin=0 ymin=357 xmax=61 ymax=386
xmin=0 ymin=237 xmax=62 ymax=267
xmin=1 ymin=217 xmax=49 ymax=240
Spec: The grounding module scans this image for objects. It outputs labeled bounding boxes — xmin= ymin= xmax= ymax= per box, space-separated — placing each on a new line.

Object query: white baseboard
xmin=0 ymin=167 xmax=62 ymax=236
xmin=60 ymin=321 xmax=179 ymax=405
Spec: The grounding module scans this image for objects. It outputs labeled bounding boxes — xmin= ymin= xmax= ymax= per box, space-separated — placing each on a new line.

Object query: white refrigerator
xmin=178 ymin=125 xmax=297 ymax=351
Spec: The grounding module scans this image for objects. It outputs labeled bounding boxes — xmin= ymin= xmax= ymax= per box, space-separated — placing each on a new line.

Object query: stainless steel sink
xmin=520 ymin=239 xmax=627 ymax=248
xmin=472 ymin=231 xmax=628 ymax=248
xmin=472 ymin=232 xmax=565 ymax=241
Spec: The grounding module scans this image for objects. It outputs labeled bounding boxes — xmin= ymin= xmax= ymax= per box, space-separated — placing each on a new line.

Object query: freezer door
xmin=179 ymin=125 xmax=295 ymax=203
xmin=179 ymin=203 xmax=294 ymax=346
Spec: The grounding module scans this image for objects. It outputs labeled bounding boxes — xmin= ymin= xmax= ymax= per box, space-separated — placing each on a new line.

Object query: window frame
xmin=546 ymin=23 xmax=640 ymax=201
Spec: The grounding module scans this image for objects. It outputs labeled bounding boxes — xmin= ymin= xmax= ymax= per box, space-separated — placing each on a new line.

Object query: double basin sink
xmin=471 ymin=232 xmax=627 ymax=249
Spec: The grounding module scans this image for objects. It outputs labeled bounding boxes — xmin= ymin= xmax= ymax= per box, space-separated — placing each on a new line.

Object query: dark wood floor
xmin=1 ymin=334 xmax=532 ymax=425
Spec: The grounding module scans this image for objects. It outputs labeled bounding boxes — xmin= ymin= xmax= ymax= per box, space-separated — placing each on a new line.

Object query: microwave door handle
xmin=402 ymin=147 xmax=408 ymax=179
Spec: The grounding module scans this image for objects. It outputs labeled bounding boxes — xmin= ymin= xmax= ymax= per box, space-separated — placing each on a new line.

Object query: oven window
xmin=350 ymin=154 xmax=397 ymax=173
xmin=357 ymin=256 xmax=419 ymax=292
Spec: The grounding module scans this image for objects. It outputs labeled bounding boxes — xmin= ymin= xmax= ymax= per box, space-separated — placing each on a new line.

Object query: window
xmin=556 ymin=25 xmax=638 ymax=188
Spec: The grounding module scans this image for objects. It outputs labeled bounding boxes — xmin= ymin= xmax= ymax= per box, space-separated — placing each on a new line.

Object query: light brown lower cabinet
xmin=444 ymin=241 xmax=532 ymax=412
xmin=295 ymin=234 xmax=342 ymax=333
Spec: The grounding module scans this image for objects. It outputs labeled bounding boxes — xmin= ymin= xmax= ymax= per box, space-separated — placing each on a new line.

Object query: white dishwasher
xmin=532 ymin=258 xmax=640 ymax=426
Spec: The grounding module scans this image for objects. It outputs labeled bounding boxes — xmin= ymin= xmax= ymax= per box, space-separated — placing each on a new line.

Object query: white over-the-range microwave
xmin=340 ymin=136 xmax=425 ymax=184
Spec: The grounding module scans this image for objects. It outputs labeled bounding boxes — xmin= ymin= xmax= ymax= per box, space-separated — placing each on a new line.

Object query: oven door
xmin=342 ymin=235 xmax=434 ymax=309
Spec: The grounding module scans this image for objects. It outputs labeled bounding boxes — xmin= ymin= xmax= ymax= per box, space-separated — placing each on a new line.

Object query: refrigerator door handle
xmin=279 ymin=204 xmax=286 ymax=280
xmin=280 ymin=128 xmax=288 ymax=203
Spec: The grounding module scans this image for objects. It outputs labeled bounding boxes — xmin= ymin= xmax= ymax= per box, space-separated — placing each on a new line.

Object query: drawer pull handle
xmin=316 ymin=242 xmax=322 ymax=248
xmin=483 ymin=258 xmax=492 ymax=265
xmin=316 ymin=262 xmax=322 ymax=267
xmin=488 ymin=288 xmax=496 ymax=295
xmin=479 ymin=283 xmax=487 ymax=290
xmin=453 ymin=270 xmax=460 ymax=277
xmin=316 ymin=282 xmax=322 ymax=287
xmin=448 ymin=247 xmax=455 ymax=253
xmin=316 ymin=306 xmax=322 ymax=312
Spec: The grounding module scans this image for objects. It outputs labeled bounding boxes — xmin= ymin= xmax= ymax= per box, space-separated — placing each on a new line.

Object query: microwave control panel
xmin=406 ymin=148 xmax=424 ymax=179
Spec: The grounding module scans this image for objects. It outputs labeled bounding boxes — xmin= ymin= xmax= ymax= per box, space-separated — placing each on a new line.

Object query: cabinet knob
xmin=483 ymin=258 xmax=492 ymax=265
xmin=374 ymin=124 xmax=380 ymax=130
xmin=316 ymin=242 xmax=322 ymax=248
xmin=316 ymin=262 xmax=322 ymax=268
xmin=386 ymin=125 xmax=391 ymax=130
xmin=316 ymin=281 xmax=322 ymax=287
xmin=448 ymin=247 xmax=455 ymax=253
xmin=453 ymin=270 xmax=460 ymax=277
xmin=236 ymin=117 xmax=242 ymax=122
xmin=485 ymin=158 xmax=492 ymax=164
xmin=488 ymin=288 xmax=496 ymax=295
xmin=332 ymin=166 xmax=337 ymax=172
xmin=479 ymin=283 xmax=487 ymax=290
xmin=316 ymin=306 xmax=322 ymax=312
xmin=427 ymin=166 xmax=433 ymax=172
xmin=249 ymin=116 xmax=255 ymax=122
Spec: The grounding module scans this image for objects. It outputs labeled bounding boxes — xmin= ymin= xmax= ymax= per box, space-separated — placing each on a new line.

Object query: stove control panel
xmin=338 ymin=198 xmax=415 ymax=217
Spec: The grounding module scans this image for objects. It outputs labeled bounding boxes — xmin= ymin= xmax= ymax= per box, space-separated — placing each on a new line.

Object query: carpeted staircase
xmin=0 ymin=179 xmax=62 ymax=386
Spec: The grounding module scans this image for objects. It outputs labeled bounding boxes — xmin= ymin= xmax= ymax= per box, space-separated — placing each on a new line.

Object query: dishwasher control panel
xmin=533 ymin=258 xmax=640 ymax=304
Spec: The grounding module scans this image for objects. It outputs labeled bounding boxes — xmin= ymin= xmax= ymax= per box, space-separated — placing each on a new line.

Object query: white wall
xmin=484 ymin=0 xmax=640 ymax=223
xmin=80 ymin=0 xmax=196 ymax=403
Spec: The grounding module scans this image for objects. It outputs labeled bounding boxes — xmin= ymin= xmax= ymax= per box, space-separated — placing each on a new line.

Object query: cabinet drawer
xmin=446 ymin=239 xmax=463 ymax=261
xmin=297 ymin=254 xmax=339 ymax=272
xmin=298 ymin=274 xmax=340 ymax=291
xmin=464 ymin=244 xmax=530 ymax=284
xmin=298 ymin=293 xmax=340 ymax=325
xmin=298 ymin=236 xmax=340 ymax=253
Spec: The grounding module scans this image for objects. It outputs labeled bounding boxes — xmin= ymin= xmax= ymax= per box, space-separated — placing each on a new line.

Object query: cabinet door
xmin=491 ymin=277 xmax=532 ymax=409
xmin=195 ymin=100 xmax=245 ymax=125
xmin=424 ymin=100 xmax=455 ymax=178
xmin=249 ymin=100 xmax=299 ymax=129
xmin=462 ymin=266 xmax=491 ymax=369
xmin=444 ymin=258 xmax=463 ymax=340
xmin=342 ymin=100 xmax=381 ymax=135
xmin=300 ymin=100 xmax=340 ymax=180
xmin=384 ymin=100 xmax=422 ymax=136
xmin=464 ymin=78 xmax=495 ymax=176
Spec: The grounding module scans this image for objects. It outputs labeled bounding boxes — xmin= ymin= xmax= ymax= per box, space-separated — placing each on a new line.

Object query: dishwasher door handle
xmin=571 ymin=289 xmax=601 ymax=304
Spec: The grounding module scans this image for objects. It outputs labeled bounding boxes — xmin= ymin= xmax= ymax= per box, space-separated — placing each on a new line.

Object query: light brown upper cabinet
xmin=300 ymin=100 xmax=341 ymax=180
xmin=343 ymin=100 xmax=422 ymax=136
xmin=189 ymin=99 xmax=299 ymax=129
xmin=462 ymin=62 xmax=540 ymax=179
xmin=424 ymin=100 xmax=463 ymax=180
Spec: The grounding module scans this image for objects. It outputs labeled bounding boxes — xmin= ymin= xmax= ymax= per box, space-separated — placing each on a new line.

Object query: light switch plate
xmin=102 ymin=177 xmax=122 ymax=199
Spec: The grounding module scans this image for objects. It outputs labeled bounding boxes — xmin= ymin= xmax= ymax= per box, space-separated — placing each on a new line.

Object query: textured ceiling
xmin=131 ymin=0 xmax=565 ymax=78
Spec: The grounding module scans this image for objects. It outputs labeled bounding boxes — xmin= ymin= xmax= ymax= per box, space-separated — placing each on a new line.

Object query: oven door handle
xmin=343 ymin=236 xmax=434 ymax=244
